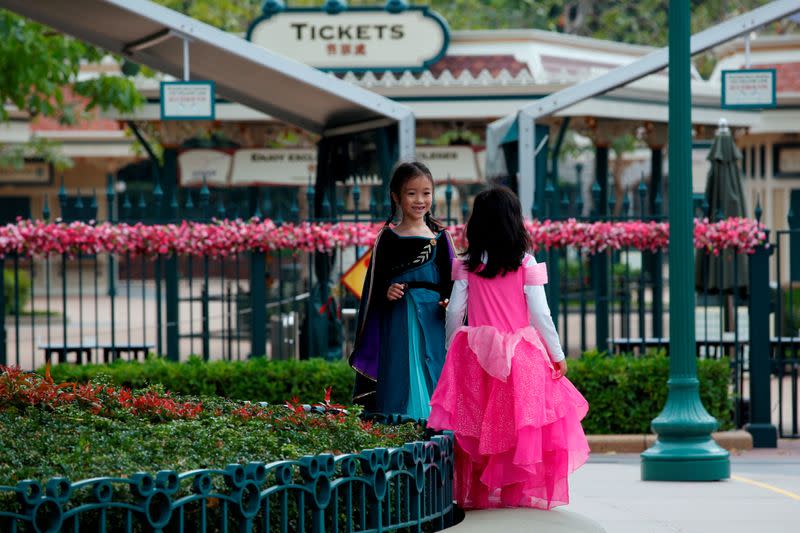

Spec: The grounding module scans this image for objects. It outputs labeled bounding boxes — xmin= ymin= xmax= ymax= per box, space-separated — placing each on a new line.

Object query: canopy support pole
xmin=182 ymin=36 xmax=190 ymax=81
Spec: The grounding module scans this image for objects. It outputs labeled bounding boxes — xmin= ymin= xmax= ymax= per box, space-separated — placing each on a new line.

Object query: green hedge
xmin=47 ymin=356 xmax=356 ymax=405
xmin=569 ymin=351 xmax=733 ymax=434
xmin=1 ymin=406 xmax=427 ymax=485
xmin=0 ymin=368 xmax=422 ymax=485
xmin=47 ymin=352 xmax=733 ymax=434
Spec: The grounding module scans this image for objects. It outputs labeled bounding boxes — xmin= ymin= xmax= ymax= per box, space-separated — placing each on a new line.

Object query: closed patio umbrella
xmin=695 ymin=118 xmax=748 ymax=297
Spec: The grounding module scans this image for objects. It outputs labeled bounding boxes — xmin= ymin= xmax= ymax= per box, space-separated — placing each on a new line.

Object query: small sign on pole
xmin=160 ymin=81 xmax=216 ymax=120
xmin=341 ymin=250 xmax=372 ymax=299
xmin=721 ymin=69 xmax=776 ymax=109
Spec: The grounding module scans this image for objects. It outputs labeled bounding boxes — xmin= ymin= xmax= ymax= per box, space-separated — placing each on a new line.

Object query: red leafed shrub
xmin=1 ymin=366 xmax=405 ymax=439
xmin=115 ymin=388 xmax=204 ymax=420
xmin=0 ymin=364 xmax=203 ymax=421
xmin=231 ymin=387 xmax=382 ymax=435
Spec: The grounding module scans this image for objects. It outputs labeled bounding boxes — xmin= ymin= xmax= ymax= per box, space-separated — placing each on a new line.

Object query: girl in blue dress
xmin=349 ymin=161 xmax=455 ymax=419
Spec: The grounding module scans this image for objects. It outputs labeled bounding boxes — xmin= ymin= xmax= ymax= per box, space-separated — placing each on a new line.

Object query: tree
xmin=0 ymin=10 xmax=143 ymax=168
xmin=562 ymin=0 xmax=798 ymax=76
xmin=564 ymin=0 xmax=795 ymax=45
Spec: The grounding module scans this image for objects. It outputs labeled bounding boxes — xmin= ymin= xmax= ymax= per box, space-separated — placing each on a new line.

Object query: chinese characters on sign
xmin=721 ymin=69 xmax=776 ymax=109
xmin=326 ymin=43 xmax=367 ymax=56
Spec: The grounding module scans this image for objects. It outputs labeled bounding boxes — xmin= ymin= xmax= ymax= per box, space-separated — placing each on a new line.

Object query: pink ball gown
xmin=428 ymin=256 xmax=589 ymax=510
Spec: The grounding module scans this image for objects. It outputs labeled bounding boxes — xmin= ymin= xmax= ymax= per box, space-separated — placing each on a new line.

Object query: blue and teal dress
xmin=349 ymin=228 xmax=454 ymax=419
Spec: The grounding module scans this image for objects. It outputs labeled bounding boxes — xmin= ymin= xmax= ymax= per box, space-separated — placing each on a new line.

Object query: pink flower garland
xmin=0 ymin=217 xmax=766 ymax=259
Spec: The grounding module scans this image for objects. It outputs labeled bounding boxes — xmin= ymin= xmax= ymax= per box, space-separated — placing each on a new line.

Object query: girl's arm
xmin=445 ymin=259 xmax=468 ymax=349
xmin=523 ymin=255 xmax=565 ymax=363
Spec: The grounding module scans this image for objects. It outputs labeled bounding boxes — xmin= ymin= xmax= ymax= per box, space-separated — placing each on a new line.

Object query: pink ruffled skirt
xmin=428 ymin=326 xmax=590 ymax=510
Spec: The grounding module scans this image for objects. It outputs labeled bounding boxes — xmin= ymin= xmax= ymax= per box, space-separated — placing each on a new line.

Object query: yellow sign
xmin=341 ymin=250 xmax=372 ymax=299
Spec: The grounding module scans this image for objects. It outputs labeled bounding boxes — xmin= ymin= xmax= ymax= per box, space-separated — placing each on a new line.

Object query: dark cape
xmin=349 ymin=228 xmax=455 ymax=414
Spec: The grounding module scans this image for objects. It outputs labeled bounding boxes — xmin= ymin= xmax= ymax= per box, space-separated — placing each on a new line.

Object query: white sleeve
xmin=445 ymin=279 xmax=468 ymax=349
xmin=523 ymin=256 xmax=565 ymax=363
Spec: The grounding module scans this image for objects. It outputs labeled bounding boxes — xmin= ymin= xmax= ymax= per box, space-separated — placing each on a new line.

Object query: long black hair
xmin=384 ymin=161 xmax=444 ymax=233
xmin=464 ymin=186 xmax=531 ymax=278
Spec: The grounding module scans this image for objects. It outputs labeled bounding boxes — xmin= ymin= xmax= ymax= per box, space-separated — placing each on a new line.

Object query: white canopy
xmin=0 ymin=0 xmax=414 ymax=152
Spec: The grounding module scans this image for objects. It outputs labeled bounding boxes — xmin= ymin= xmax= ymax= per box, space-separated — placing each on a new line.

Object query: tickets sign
xmin=247 ymin=7 xmax=449 ymax=72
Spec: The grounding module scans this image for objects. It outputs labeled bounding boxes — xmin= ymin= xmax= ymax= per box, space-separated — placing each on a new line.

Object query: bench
xmin=608 ymin=332 xmax=748 ymax=353
xmin=101 ymin=344 xmax=154 ymax=363
xmin=610 ymin=336 xmax=800 ymax=367
xmin=38 ymin=343 xmax=155 ymax=365
xmin=39 ymin=344 xmax=94 ymax=365
xmin=609 ymin=336 xmax=749 ymax=359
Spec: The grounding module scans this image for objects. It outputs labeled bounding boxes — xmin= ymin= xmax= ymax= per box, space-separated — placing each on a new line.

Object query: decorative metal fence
xmin=753 ymin=227 xmax=800 ymax=439
xmin=536 ymin=180 xmax=667 ymax=356
xmin=1 ymin=174 xmax=798 ymax=438
xmin=0 ymin=176 xmax=472 ymax=371
xmin=0 ymin=428 xmax=455 ymax=532
xmin=536 ymin=181 xmax=797 ymax=437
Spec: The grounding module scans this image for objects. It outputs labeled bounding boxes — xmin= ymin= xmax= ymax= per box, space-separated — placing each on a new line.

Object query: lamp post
xmin=640 ymin=0 xmax=730 ymax=481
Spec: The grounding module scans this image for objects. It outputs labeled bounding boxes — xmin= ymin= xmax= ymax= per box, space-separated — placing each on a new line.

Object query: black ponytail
xmin=384 ymin=201 xmax=397 ymax=227
xmin=425 ymin=211 xmax=445 ymax=233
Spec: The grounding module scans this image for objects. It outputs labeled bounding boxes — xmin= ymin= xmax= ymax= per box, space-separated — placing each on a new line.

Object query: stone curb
xmin=588 ymin=430 xmax=753 ymax=453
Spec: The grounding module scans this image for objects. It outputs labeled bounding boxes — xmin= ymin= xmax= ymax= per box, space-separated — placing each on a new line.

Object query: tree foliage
xmin=0 ymin=11 xmax=142 ymax=123
xmin=565 ymin=0 xmax=796 ymax=46
xmin=0 ymin=10 xmax=143 ymax=167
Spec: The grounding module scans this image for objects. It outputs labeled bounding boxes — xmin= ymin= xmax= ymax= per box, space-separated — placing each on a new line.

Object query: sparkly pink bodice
xmin=452 ymin=259 xmax=548 ymax=333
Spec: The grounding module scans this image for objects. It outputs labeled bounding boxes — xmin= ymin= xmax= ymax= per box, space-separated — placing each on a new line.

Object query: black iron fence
xmin=0 ymin=176 xmax=473 ymax=371
xmin=1 ymin=175 xmax=798 ymax=440
xmin=536 ymin=180 xmax=667 ymax=356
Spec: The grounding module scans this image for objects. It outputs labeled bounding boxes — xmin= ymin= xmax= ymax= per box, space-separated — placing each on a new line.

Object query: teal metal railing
xmin=0 ymin=427 xmax=454 ymax=532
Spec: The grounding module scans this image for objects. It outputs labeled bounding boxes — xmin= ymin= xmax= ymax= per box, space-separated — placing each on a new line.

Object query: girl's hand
xmin=387 ymin=283 xmax=406 ymax=301
xmin=438 ymin=298 xmax=449 ymax=309
xmin=553 ymin=359 xmax=568 ymax=379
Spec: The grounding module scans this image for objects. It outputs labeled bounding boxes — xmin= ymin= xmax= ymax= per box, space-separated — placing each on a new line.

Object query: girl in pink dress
xmin=428 ymin=186 xmax=590 ymax=510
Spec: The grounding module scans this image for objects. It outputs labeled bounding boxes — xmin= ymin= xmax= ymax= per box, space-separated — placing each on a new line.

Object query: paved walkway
xmin=453 ymin=440 xmax=800 ymax=533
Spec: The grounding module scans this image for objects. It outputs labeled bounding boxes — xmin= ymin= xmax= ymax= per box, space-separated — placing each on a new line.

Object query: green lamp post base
xmin=641 ymin=377 xmax=730 ymax=481
xmin=641 ymin=437 xmax=730 ymax=481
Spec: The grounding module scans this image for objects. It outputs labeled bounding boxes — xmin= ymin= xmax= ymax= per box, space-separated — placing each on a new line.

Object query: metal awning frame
xmin=490 ymin=0 xmax=800 ymax=218
xmin=0 ymin=0 xmax=416 ymax=159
